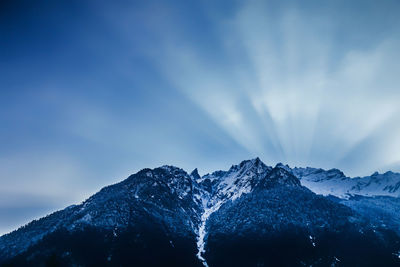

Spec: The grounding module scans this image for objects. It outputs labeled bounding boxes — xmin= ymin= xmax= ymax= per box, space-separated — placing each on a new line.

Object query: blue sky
xmin=1 ymin=0 xmax=400 ymax=234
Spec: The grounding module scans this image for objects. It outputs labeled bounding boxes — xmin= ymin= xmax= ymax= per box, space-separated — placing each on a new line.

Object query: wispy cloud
xmin=144 ymin=0 xmax=400 ymax=176
xmin=1 ymin=0 xmax=400 ymax=234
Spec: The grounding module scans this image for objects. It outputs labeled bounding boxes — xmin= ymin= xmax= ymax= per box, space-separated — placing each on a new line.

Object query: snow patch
xmin=309 ymin=235 xmax=316 ymax=247
xmin=196 ymin=202 xmax=224 ymax=267
xmin=195 ymin=159 xmax=267 ymax=266
xmin=393 ymin=251 xmax=400 ymax=259
xmin=294 ymin=167 xmax=400 ymax=199
xmin=79 ymin=214 xmax=92 ymax=223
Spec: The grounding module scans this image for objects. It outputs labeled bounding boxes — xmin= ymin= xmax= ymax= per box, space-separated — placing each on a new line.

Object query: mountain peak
xmin=190 ymin=168 xmax=201 ymax=180
xmin=274 ymin=162 xmax=294 ymax=174
xmin=159 ymin=165 xmax=184 ymax=173
xmin=239 ymin=157 xmax=264 ymax=166
xmin=257 ymin=164 xmax=301 ymax=189
xmin=232 ymin=157 xmax=268 ymax=173
xmin=253 ymin=157 xmax=262 ymax=164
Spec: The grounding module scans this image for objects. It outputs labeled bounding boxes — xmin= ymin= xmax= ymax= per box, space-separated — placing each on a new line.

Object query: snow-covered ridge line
xmin=292 ymin=167 xmax=400 ymax=198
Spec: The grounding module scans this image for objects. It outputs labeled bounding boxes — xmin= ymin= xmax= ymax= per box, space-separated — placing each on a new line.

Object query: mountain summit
xmin=1 ymin=158 xmax=400 ymax=266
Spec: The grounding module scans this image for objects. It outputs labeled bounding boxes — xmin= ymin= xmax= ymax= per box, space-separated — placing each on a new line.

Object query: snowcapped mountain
xmin=293 ymin=167 xmax=400 ymax=198
xmin=1 ymin=158 xmax=400 ymax=266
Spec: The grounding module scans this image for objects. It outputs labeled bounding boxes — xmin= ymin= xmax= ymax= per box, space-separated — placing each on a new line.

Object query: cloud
xmin=148 ymin=0 xmax=400 ymax=175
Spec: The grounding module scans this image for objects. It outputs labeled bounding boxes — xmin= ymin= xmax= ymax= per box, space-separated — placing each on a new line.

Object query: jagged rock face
xmin=255 ymin=165 xmax=301 ymax=189
xmin=74 ymin=166 xmax=201 ymax=234
xmin=199 ymin=158 xmax=272 ymax=204
xmin=1 ymin=158 xmax=400 ymax=266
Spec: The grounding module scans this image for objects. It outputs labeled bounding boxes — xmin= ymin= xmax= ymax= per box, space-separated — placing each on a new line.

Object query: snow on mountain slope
xmin=293 ymin=167 xmax=400 ymax=198
xmin=194 ymin=158 xmax=271 ymax=266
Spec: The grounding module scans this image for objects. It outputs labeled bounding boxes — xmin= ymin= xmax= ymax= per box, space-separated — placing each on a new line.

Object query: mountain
xmin=0 ymin=166 xmax=203 ymax=266
xmin=293 ymin=167 xmax=400 ymax=198
xmin=1 ymin=159 xmax=400 ymax=266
